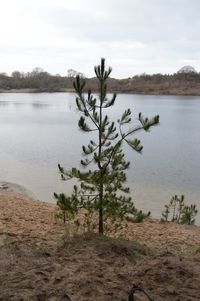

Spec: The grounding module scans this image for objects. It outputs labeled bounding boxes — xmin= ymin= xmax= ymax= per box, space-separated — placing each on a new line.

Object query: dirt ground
xmin=0 ymin=191 xmax=200 ymax=301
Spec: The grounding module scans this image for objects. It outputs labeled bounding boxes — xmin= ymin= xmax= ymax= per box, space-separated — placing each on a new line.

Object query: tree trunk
xmin=98 ymin=79 xmax=104 ymax=235
xmin=99 ymin=184 xmax=104 ymax=234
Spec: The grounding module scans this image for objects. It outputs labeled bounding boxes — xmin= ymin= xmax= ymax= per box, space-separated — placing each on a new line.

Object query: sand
xmin=0 ymin=190 xmax=200 ymax=301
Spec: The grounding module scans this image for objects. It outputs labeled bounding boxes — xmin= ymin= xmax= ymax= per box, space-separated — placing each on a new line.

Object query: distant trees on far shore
xmin=1 ymin=67 xmax=200 ymax=95
xmin=0 ymin=68 xmax=72 ymax=92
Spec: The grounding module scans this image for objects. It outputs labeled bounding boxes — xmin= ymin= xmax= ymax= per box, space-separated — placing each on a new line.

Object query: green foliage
xmin=54 ymin=192 xmax=78 ymax=224
xmin=58 ymin=58 xmax=159 ymax=234
xmin=127 ymin=210 xmax=151 ymax=223
xmin=181 ymin=204 xmax=198 ymax=225
xmin=161 ymin=195 xmax=198 ymax=225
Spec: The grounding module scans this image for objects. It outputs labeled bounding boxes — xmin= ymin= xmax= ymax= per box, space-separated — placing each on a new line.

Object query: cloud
xmin=0 ymin=0 xmax=200 ymax=77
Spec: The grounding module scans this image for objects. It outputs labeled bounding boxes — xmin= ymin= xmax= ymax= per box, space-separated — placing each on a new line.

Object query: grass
xmin=62 ymin=232 xmax=152 ymax=262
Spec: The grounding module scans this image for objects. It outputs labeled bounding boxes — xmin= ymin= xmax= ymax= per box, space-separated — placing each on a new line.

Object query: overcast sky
xmin=0 ymin=0 xmax=200 ymax=78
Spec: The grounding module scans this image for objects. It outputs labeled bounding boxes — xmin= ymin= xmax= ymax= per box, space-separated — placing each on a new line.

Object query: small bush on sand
xmin=161 ymin=195 xmax=198 ymax=225
xmin=54 ymin=193 xmax=78 ymax=224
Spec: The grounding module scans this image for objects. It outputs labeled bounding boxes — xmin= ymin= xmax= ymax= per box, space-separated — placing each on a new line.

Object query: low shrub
xmin=161 ymin=195 xmax=198 ymax=225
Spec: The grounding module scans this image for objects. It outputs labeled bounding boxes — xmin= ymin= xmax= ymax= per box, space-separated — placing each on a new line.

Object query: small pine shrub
xmin=54 ymin=192 xmax=78 ymax=224
xmin=180 ymin=204 xmax=198 ymax=225
xmin=126 ymin=210 xmax=151 ymax=223
xmin=57 ymin=59 xmax=159 ymax=234
xmin=161 ymin=195 xmax=198 ymax=225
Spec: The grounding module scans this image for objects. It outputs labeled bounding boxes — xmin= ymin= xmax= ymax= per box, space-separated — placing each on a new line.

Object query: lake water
xmin=0 ymin=92 xmax=199 ymax=222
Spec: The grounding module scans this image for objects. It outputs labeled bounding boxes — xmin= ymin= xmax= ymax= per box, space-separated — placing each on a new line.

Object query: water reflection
xmin=0 ymin=101 xmax=12 ymax=106
xmin=0 ymin=100 xmax=50 ymax=109
xmin=32 ymin=103 xmax=49 ymax=109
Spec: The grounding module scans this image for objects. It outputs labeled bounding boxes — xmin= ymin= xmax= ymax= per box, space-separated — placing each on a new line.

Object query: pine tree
xmin=58 ymin=58 xmax=159 ymax=234
xmin=54 ymin=192 xmax=78 ymax=224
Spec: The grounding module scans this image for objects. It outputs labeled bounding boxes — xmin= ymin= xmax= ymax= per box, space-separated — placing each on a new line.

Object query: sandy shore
xmin=0 ymin=88 xmax=38 ymax=93
xmin=0 ymin=190 xmax=200 ymax=300
xmin=1 ymin=190 xmax=200 ymax=252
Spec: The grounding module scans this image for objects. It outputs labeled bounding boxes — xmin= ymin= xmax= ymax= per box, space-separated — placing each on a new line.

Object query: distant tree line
xmin=0 ymin=68 xmax=72 ymax=92
xmin=122 ymin=72 xmax=200 ymax=95
xmin=0 ymin=67 xmax=200 ymax=95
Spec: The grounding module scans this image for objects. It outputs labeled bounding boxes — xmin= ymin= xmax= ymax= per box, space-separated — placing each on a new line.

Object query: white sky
xmin=0 ymin=0 xmax=200 ymax=78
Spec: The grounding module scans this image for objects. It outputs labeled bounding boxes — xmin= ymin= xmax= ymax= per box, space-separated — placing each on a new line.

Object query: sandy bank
xmin=0 ymin=190 xmax=200 ymax=301
xmin=0 ymin=190 xmax=200 ymax=252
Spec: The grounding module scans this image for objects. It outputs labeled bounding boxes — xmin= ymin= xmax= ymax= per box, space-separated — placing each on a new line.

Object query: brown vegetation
xmin=1 ymin=68 xmax=200 ymax=95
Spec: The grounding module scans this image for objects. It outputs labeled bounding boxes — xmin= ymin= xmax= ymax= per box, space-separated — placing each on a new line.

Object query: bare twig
xmin=128 ymin=283 xmax=155 ymax=301
xmin=59 ymin=293 xmax=74 ymax=301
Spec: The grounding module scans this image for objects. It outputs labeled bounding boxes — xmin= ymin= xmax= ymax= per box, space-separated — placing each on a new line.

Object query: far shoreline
xmin=1 ymin=88 xmax=200 ymax=96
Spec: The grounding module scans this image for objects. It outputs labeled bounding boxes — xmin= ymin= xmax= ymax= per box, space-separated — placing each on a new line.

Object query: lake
xmin=0 ymin=92 xmax=199 ymax=222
